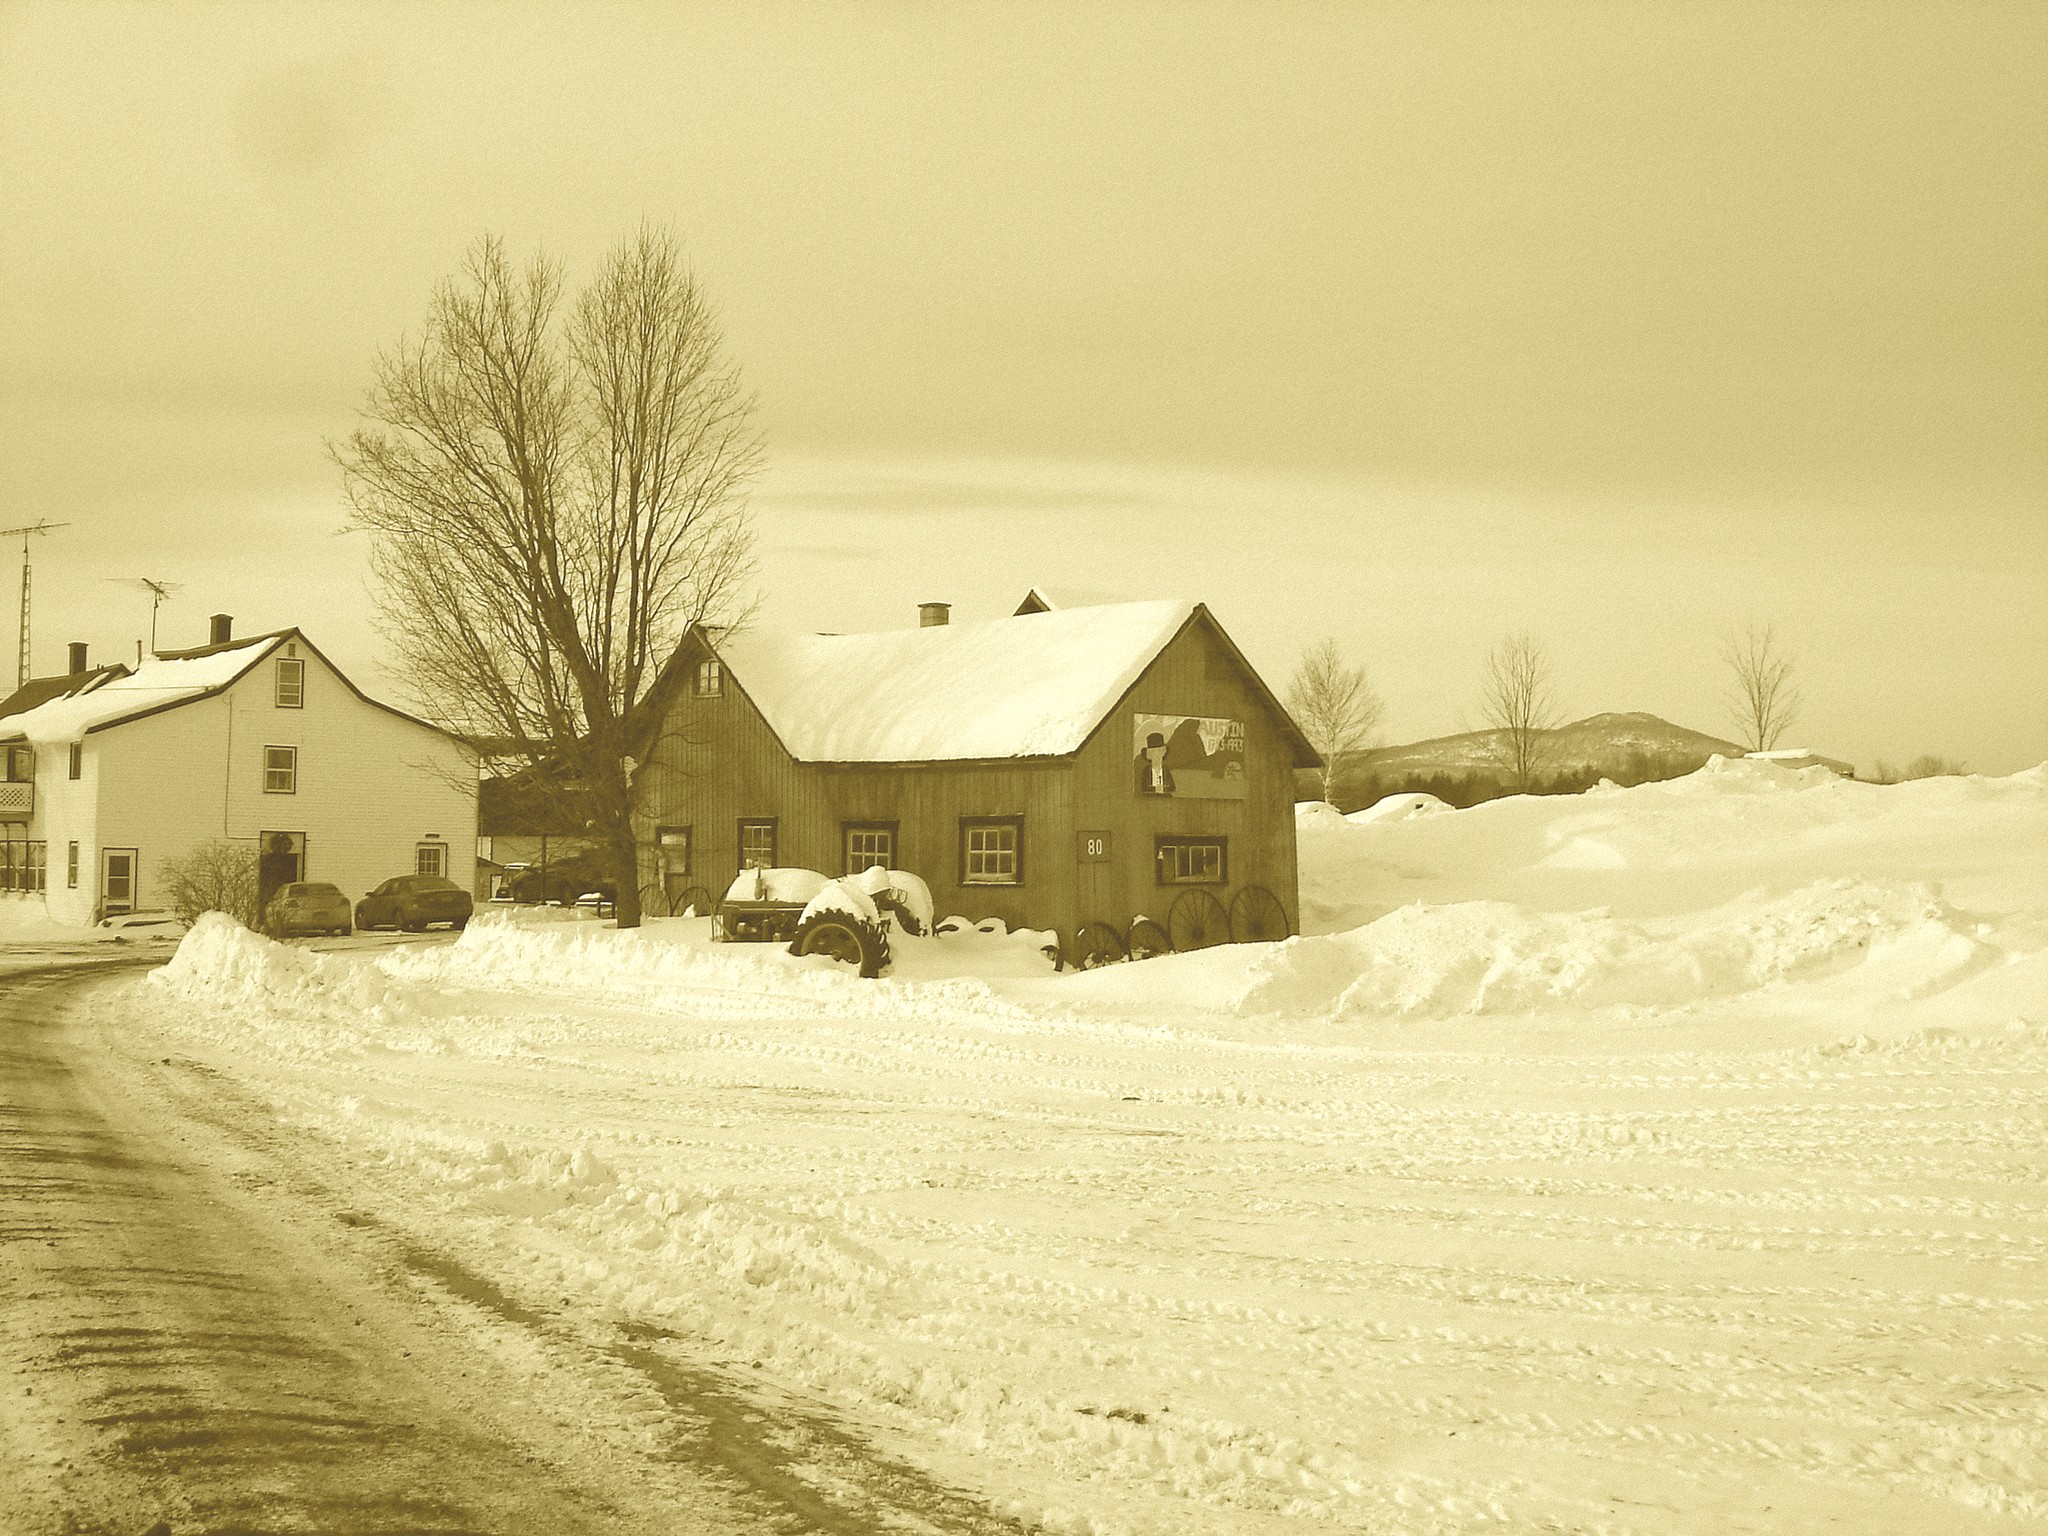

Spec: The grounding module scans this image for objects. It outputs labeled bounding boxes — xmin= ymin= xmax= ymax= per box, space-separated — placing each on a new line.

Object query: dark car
xmin=266 ymin=881 xmax=353 ymax=938
xmin=502 ymin=850 xmax=616 ymax=907
xmin=355 ymin=875 xmax=473 ymax=932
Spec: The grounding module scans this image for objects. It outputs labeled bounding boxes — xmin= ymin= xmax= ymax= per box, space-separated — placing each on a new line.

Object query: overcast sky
xmin=2 ymin=1 xmax=2043 ymax=772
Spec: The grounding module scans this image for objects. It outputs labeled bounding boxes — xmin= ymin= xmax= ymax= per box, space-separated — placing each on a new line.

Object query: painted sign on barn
xmin=1132 ymin=713 xmax=1247 ymax=799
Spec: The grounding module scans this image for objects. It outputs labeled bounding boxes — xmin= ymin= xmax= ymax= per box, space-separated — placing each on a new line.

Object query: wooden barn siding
xmin=637 ymin=616 xmax=1301 ymax=945
xmin=635 ymin=647 xmax=1078 ymax=931
xmin=1068 ymin=616 xmax=1302 ymax=938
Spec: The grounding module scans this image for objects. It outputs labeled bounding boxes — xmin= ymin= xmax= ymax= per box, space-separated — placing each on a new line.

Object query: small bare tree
xmin=1480 ymin=633 xmax=1562 ymax=792
xmin=1723 ymin=621 xmax=1801 ymax=753
xmin=1285 ymin=638 xmax=1385 ymax=803
xmin=333 ymin=228 xmax=762 ymax=928
xmin=1904 ymin=754 xmax=1967 ymax=779
xmin=160 ymin=838 xmax=261 ymax=929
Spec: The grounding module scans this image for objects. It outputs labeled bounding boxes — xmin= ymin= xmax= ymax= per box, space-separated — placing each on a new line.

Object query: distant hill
xmin=1358 ymin=712 xmax=1745 ymax=780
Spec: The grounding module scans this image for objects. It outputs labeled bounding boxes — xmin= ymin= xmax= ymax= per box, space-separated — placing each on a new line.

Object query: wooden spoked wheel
xmin=1229 ymin=885 xmax=1290 ymax=943
xmin=636 ymin=882 xmax=670 ymax=916
xmin=674 ymin=886 xmax=712 ymax=919
xmin=1168 ymin=890 xmax=1230 ymax=952
xmin=1072 ymin=921 xmax=1126 ymax=970
xmin=1126 ymin=917 xmax=1172 ymax=960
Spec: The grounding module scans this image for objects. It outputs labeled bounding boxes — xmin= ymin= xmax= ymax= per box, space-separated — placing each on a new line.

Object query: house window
xmin=27 ymin=841 xmax=44 ymax=893
xmin=960 ymin=817 xmax=1022 ymax=885
xmin=275 ymin=657 xmax=305 ymax=708
xmin=67 ymin=743 xmax=81 ymax=780
xmin=738 ymin=819 xmax=776 ymax=870
xmin=843 ymin=823 xmax=896 ymax=876
xmin=415 ymin=842 xmax=448 ymax=877
xmin=263 ymin=746 xmax=297 ymax=793
xmin=6 ymin=746 xmax=31 ymax=782
xmin=695 ymin=659 xmax=723 ymax=697
xmin=1156 ymin=836 xmax=1228 ymax=885
xmin=66 ymin=841 xmax=78 ymax=889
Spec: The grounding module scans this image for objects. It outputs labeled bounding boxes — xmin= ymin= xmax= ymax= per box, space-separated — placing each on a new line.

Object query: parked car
xmin=355 ymin=874 xmax=473 ymax=932
xmin=267 ymin=882 xmax=353 ymax=938
xmin=501 ymin=851 xmax=616 ymax=906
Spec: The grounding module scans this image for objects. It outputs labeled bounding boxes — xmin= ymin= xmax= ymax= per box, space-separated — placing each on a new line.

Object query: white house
xmin=0 ymin=615 xmax=476 ymax=926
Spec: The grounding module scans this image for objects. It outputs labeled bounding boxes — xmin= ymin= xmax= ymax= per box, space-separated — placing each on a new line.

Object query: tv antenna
xmin=116 ymin=577 xmax=183 ymax=657
xmin=0 ymin=521 xmax=68 ymax=688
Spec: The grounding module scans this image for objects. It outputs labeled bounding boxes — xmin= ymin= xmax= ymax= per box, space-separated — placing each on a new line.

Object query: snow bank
xmin=148 ymin=913 xmax=429 ymax=1058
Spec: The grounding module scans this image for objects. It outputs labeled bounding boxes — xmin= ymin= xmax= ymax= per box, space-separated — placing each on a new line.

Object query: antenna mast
xmin=0 ymin=522 xmax=68 ymax=688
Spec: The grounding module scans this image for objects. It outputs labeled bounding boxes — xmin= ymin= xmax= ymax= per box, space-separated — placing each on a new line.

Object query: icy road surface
xmin=93 ymin=761 xmax=2048 ymax=1533
xmin=0 ymin=964 xmax=1021 ymax=1536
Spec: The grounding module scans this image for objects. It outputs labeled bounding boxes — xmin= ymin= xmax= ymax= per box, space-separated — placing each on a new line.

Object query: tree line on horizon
xmin=1285 ymin=625 xmax=1970 ymax=814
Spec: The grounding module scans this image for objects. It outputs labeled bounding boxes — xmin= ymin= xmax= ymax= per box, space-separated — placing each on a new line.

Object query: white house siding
xmin=36 ymin=738 xmax=101 ymax=926
xmin=69 ymin=644 xmax=475 ymax=921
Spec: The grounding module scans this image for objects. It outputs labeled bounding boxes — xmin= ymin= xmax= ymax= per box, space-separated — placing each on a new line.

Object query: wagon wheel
xmin=1168 ymin=889 xmax=1230 ymax=952
xmin=1071 ymin=921 xmax=1126 ymax=970
xmin=675 ymin=885 xmax=712 ymax=919
xmin=1229 ymin=885 xmax=1290 ymax=943
xmin=637 ymin=882 xmax=670 ymax=917
xmin=1126 ymin=917 xmax=1171 ymax=960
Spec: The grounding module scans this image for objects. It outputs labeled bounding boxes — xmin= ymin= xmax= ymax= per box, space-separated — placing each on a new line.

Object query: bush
xmin=160 ymin=838 xmax=261 ymax=928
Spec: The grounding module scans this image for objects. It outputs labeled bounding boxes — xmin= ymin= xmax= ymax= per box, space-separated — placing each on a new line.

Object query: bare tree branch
xmin=331 ymin=228 xmax=763 ymax=928
xmin=1480 ymin=633 xmax=1562 ymax=792
xmin=1284 ymin=638 xmax=1384 ymax=804
xmin=1722 ymin=621 xmax=1801 ymax=754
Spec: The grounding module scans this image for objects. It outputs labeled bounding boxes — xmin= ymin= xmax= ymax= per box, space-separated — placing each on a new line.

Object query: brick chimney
xmin=68 ymin=642 xmax=87 ymax=675
xmin=209 ymin=613 xmax=233 ymax=645
xmin=918 ymin=602 xmax=951 ymax=628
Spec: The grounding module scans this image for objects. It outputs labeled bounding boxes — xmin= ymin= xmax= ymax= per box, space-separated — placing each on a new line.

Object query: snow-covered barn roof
xmin=700 ymin=599 xmax=1319 ymax=766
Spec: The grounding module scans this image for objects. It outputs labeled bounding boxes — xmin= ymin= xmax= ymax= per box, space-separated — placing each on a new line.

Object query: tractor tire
xmin=789 ymin=911 xmax=890 ymax=979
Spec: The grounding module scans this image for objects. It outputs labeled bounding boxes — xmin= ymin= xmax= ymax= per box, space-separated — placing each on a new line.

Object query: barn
xmin=631 ymin=594 xmax=1320 ymax=960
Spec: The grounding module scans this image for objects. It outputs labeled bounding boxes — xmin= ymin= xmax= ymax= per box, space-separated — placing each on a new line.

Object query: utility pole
xmin=0 ymin=522 xmax=69 ymax=688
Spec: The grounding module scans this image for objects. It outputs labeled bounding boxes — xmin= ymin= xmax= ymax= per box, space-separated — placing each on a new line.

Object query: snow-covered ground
xmin=121 ymin=758 xmax=2048 ymax=1533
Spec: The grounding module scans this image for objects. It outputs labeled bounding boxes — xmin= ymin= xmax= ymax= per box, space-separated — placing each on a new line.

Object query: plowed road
xmin=0 ymin=961 xmax=1019 ymax=1536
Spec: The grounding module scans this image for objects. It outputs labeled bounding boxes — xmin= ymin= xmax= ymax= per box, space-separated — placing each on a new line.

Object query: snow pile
xmin=148 ymin=913 xmax=423 ymax=1057
xmin=379 ymin=909 xmax=1030 ymax=1021
xmin=1346 ymin=791 xmax=1451 ymax=823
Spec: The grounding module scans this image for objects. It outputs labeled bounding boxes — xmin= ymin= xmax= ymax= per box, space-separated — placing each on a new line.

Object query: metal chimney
xmin=918 ymin=602 xmax=951 ymax=628
xmin=67 ymin=642 xmax=87 ymax=675
xmin=209 ymin=613 xmax=233 ymax=645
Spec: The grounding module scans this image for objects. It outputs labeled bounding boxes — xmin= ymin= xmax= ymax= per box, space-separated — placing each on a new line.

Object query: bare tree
xmin=1480 ymin=633 xmax=1562 ymax=792
xmin=1723 ymin=621 xmax=1801 ymax=754
xmin=160 ymin=838 xmax=261 ymax=929
xmin=1904 ymin=754 xmax=1967 ymax=779
xmin=1285 ymin=638 xmax=1385 ymax=803
xmin=333 ymin=229 xmax=761 ymax=929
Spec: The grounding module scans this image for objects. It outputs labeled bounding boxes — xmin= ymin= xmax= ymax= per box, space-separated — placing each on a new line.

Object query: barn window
xmin=738 ymin=819 xmax=777 ymax=870
xmin=843 ymin=823 xmax=896 ymax=875
xmin=656 ymin=824 xmax=692 ymax=876
xmin=275 ymin=657 xmax=305 ymax=708
xmin=263 ymin=746 xmax=298 ymax=794
xmin=960 ymin=817 xmax=1022 ymax=885
xmin=1155 ymin=836 xmax=1227 ymax=885
xmin=695 ymin=659 xmax=723 ymax=697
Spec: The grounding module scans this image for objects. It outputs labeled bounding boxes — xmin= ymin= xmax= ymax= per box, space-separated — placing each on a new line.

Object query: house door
xmin=101 ymin=848 xmax=139 ymax=917
xmin=257 ymin=831 xmax=304 ymax=910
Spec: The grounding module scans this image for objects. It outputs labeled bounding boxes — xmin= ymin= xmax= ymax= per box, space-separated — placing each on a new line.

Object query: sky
xmin=1 ymin=1 xmax=2043 ymax=773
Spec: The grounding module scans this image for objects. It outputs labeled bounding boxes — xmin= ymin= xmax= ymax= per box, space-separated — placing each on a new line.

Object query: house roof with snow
xmin=688 ymin=598 xmax=1320 ymax=766
xmin=0 ymin=629 xmax=463 ymax=747
xmin=0 ymin=666 xmax=129 ymax=723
